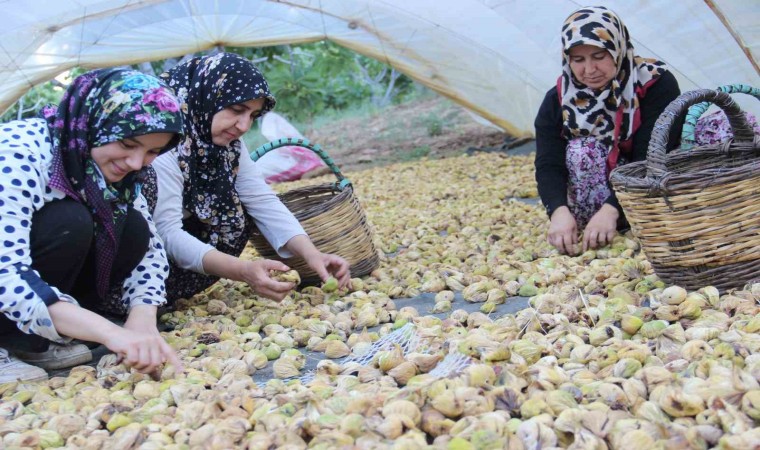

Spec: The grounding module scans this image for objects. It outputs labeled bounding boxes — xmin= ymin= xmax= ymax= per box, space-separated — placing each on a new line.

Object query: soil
xmin=302 ymin=96 xmax=515 ymax=174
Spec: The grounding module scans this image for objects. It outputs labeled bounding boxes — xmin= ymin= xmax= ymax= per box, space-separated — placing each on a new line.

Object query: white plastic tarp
xmin=1 ymin=0 xmax=758 ymax=137
xmin=258 ymin=112 xmax=325 ymax=183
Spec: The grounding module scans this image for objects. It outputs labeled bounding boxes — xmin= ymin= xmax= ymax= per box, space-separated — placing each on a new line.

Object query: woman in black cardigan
xmin=534 ymin=6 xmax=682 ymax=255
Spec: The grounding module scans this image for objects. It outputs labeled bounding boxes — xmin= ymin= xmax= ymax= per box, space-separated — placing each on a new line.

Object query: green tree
xmin=2 ymin=42 xmax=415 ymax=125
xmin=228 ymin=41 xmax=414 ymax=122
xmin=1 ymin=68 xmax=87 ymax=122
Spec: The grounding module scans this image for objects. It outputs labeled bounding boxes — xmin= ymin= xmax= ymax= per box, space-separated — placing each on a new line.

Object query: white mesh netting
xmin=428 ymin=352 xmax=473 ymax=378
xmin=341 ymin=322 xmax=422 ymax=366
xmin=257 ymin=322 xmax=472 ymax=386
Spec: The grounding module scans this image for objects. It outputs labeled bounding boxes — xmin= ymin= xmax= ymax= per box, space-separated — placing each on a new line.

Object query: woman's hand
xmin=108 ymin=305 xmax=183 ymax=375
xmin=303 ymin=251 xmax=351 ymax=289
xmin=582 ymin=204 xmax=620 ymax=251
xmin=47 ymin=301 xmax=181 ymax=376
xmin=548 ymin=206 xmax=579 ymax=255
xmin=285 ymin=235 xmax=351 ymax=289
xmin=238 ymin=259 xmax=295 ymax=301
xmin=201 ymin=249 xmax=294 ymax=301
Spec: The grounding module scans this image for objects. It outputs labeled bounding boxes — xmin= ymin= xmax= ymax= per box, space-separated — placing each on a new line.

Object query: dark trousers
xmin=0 ymin=198 xmax=150 ymax=349
xmin=142 ymin=169 xmax=251 ymax=302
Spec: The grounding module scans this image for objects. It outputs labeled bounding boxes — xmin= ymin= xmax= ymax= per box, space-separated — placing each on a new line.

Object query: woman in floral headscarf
xmin=0 ymin=68 xmax=184 ymax=383
xmin=145 ymin=52 xmax=350 ymax=304
xmin=534 ymin=6 xmax=684 ymax=255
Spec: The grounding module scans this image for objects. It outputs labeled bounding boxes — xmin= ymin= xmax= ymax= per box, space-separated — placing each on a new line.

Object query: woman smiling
xmin=0 ymin=69 xmax=184 ymax=383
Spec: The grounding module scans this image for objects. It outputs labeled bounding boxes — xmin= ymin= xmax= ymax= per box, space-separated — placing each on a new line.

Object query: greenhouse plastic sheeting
xmin=1 ymin=0 xmax=758 ymax=136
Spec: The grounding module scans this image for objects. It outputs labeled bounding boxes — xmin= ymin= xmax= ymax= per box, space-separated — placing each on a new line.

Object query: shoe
xmin=0 ymin=347 xmax=48 ymax=384
xmin=13 ymin=342 xmax=93 ymax=370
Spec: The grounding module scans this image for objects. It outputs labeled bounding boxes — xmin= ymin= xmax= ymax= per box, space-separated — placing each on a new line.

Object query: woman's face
xmin=90 ymin=132 xmax=175 ymax=183
xmin=568 ymin=45 xmax=617 ymax=90
xmin=210 ymin=98 xmax=266 ymax=147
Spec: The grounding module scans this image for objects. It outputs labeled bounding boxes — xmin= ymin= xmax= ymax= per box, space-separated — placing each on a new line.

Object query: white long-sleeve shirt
xmin=150 ymin=143 xmax=306 ymax=274
xmin=0 ymin=119 xmax=170 ymax=342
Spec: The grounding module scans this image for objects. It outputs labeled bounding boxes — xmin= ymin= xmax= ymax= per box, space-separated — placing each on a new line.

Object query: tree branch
xmin=286 ymin=45 xmax=296 ymax=77
xmin=380 ymin=68 xmax=402 ymax=107
xmin=177 ymin=53 xmax=196 ymax=66
xmin=162 ymin=57 xmax=179 ymax=73
xmin=354 ymin=56 xmax=374 ymax=86
xmin=273 ymin=54 xmax=294 ymax=65
xmin=138 ymin=61 xmax=156 ymax=76
xmin=16 ymin=96 xmax=23 ymax=121
xmin=373 ymin=67 xmax=388 ymax=85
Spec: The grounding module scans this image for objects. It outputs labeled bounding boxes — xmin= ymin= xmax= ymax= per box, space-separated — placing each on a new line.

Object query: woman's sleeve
xmin=150 ymin=152 xmax=214 ymax=274
xmin=0 ymin=122 xmax=76 ymax=342
xmin=120 ymin=193 xmax=171 ymax=310
xmin=534 ymin=87 xmax=570 ymax=218
xmin=237 ymin=143 xmax=306 ymax=258
xmin=630 ymin=70 xmax=682 ymax=162
xmin=605 ymin=71 xmax=682 ymax=210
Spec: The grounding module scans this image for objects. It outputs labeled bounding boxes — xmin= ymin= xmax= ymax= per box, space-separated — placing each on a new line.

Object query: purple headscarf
xmin=42 ymin=68 xmax=183 ymax=298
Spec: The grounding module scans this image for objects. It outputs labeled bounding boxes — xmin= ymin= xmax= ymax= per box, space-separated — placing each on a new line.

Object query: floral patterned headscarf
xmin=160 ymin=53 xmax=276 ymax=248
xmin=560 ymin=6 xmax=667 ymax=152
xmin=42 ymin=68 xmax=183 ymax=298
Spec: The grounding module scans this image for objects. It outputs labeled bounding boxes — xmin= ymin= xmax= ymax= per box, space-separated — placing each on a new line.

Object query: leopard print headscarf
xmin=560 ymin=6 xmax=667 ymax=150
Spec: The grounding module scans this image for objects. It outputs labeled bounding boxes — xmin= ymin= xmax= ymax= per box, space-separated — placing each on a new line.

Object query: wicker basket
xmin=610 ymin=89 xmax=760 ymax=291
xmin=249 ymin=138 xmax=380 ymax=285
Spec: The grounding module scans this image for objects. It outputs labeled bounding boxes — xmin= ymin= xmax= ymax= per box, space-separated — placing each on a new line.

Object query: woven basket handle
xmin=680 ymin=84 xmax=759 ymax=150
xmin=647 ymin=89 xmax=755 ymax=177
xmin=250 ymin=138 xmax=351 ymax=189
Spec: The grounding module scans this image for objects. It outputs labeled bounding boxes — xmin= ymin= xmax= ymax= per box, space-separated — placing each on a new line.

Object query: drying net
xmin=257 ymin=322 xmax=473 ymax=386
xmin=340 ymin=322 xmax=421 ymax=366
xmin=428 ymin=352 xmax=473 ymax=378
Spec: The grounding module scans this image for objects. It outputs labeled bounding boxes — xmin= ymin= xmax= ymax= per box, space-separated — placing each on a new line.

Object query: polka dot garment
xmin=0 ymin=119 xmax=171 ymax=342
xmin=159 ymin=52 xmax=276 ymax=249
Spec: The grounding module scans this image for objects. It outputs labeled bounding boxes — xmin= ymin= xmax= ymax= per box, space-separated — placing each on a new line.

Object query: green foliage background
xmin=1 ymin=42 xmax=415 ymax=125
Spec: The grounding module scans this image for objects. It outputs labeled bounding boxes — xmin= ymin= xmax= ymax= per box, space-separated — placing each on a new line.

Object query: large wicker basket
xmin=249 ymin=138 xmax=380 ymax=285
xmin=609 ymin=89 xmax=760 ymax=291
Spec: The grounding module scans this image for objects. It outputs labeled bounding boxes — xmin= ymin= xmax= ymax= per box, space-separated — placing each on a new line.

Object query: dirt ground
xmin=301 ymin=96 xmax=515 ymax=174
